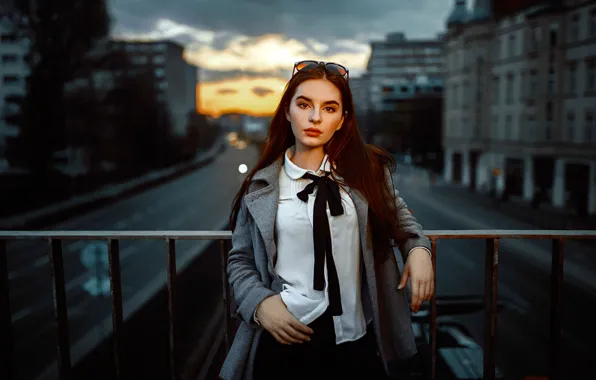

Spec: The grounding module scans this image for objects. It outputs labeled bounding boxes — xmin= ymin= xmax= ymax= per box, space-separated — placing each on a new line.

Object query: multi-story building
xmin=0 ymin=7 xmax=29 ymax=173
xmin=442 ymin=0 xmax=596 ymax=215
xmin=75 ymin=39 xmax=199 ymax=137
xmin=366 ymin=32 xmax=444 ymax=113
xmin=362 ymin=32 xmax=444 ymax=156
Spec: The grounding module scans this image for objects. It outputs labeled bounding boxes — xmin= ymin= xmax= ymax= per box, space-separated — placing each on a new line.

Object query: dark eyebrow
xmin=295 ymin=95 xmax=340 ymax=107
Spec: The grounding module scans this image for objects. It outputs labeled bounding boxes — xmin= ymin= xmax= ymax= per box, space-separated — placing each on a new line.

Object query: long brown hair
xmin=229 ymin=65 xmax=410 ymax=260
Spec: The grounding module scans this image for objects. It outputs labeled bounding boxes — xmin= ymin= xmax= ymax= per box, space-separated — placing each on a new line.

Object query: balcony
xmin=1 ymin=229 xmax=595 ymax=380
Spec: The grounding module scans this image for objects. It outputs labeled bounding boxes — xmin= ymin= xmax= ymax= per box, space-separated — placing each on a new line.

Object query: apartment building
xmin=443 ymin=0 xmax=596 ymax=215
xmin=0 ymin=7 xmax=29 ymax=173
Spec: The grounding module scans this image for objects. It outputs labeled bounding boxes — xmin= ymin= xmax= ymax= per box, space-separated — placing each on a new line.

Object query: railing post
xmin=483 ymin=238 xmax=499 ymax=380
xmin=1 ymin=239 xmax=15 ymax=380
xmin=549 ymin=238 xmax=564 ymax=380
xmin=108 ymin=238 xmax=125 ymax=379
xmin=220 ymin=239 xmax=232 ymax=352
xmin=429 ymin=238 xmax=437 ymax=380
xmin=48 ymin=238 xmax=72 ymax=380
xmin=166 ymin=238 xmax=179 ymax=380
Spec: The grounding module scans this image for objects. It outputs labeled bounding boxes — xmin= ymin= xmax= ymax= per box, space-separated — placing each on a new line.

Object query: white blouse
xmin=273 ymin=147 xmax=367 ymax=344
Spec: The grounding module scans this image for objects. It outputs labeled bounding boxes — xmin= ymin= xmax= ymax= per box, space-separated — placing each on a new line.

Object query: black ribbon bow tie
xmin=296 ymin=172 xmax=344 ymax=316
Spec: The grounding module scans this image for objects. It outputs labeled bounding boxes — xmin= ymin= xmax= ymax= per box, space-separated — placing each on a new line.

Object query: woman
xmin=219 ymin=60 xmax=434 ymax=380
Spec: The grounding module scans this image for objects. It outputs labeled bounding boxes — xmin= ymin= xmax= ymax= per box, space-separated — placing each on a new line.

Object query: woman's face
xmin=286 ymin=78 xmax=345 ymax=151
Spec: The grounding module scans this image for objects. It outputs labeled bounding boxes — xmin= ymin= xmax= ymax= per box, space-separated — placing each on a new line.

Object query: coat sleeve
xmin=384 ymin=166 xmax=432 ymax=261
xmin=227 ymin=197 xmax=275 ymax=327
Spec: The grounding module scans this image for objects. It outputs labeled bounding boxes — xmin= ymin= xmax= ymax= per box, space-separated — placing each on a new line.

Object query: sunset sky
xmin=108 ymin=0 xmax=452 ymax=117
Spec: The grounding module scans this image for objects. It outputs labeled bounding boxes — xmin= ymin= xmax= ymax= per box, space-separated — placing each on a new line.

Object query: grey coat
xmin=219 ymin=156 xmax=431 ymax=380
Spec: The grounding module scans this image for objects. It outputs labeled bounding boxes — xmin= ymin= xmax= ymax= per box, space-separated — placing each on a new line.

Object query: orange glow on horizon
xmin=197 ymin=76 xmax=288 ymax=117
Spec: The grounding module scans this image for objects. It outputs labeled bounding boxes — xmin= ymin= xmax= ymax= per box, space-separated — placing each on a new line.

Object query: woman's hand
xmin=255 ymin=295 xmax=314 ymax=345
xmin=398 ymin=248 xmax=434 ymax=313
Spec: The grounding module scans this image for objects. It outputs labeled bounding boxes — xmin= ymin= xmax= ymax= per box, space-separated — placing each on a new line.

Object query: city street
xmin=5 ymin=145 xmax=595 ymax=380
xmin=394 ymin=164 xmax=596 ymax=379
xmin=6 ymin=143 xmax=260 ymax=380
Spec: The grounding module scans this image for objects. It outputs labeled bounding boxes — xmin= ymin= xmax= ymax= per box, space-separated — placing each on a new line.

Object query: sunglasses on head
xmin=292 ymin=60 xmax=350 ymax=81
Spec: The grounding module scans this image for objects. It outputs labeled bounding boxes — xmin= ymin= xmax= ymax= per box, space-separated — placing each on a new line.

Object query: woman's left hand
xmin=398 ymin=248 xmax=434 ymax=313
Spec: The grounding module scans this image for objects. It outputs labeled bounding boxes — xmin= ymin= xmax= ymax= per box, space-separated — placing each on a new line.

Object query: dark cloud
xmin=251 ymin=86 xmax=274 ymax=97
xmin=110 ymin=0 xmax=451 ymax=44
xmin=200 ymin=68 xmax=288 ymax=82
xmin=217 ymin=88 xmax=238 ymax=95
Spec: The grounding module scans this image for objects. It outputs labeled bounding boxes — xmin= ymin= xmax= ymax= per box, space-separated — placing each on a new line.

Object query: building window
xmin=2 ymin=76 xmax=19 ymax=85
xmin=153 ymin=55 xmax=166 ymax=65
xmin=493 ymin=38 xmax=501 ymax=61
xmin=527 ymin=114 xmax=536 ymax=141
xmin=506 ymin=73 xmax=515 ymax=104
xmin=508 ymin=34 xmax=516 ymax=58
xmin=493 ymin=115 xmax=499 ymax=139
xmin=493 ymin=76 xmax=500 ymax=104
xmin=529 ymin=70 xmax=538 ymax=98
xmin=132 ymin=55 xmax=148 ymax=65
xmin=547 ymin=68 xmax=557 ymax=95
xmin=520 ymin=71 xmax=526 ymax=100
xmin=566 ymin=111 xmax=575 ymax=142
xmin=505 ymin=115 xmax=512 ymax=140
xmin=0 ymin=35 xmax=17 ymax=43
xmin=529 ymin=26 xmax=540 ymax=52
xmin=568 ymin=63 xmax=578 ymax=94
xmin=587 ymin=61 xmax=596 ymax=92
xmin=585 ymin=111 xmax=595 ymax=142
xmin=569 ymin=14 xmax=580 ymax=43
xmin=155 ymin=68 xmax=165 ymax=78
xmin=546 ymin=101 xmax=554 ymax=122
xmin=1 ymin=55 xmax=18 ymax=64
xmin=549 ymin=22 xmax=559 ymax=47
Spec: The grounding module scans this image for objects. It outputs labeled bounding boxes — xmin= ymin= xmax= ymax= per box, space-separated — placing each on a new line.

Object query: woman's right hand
xmin=255 ymin=295 xmax=314 ymax=345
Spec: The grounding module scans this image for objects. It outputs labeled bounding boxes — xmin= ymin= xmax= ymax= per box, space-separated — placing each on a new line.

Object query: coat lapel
xmin=349 ymin=188 xmax=373 ymax=268
xmin=244 ymin=158 xmax=282 ymax=265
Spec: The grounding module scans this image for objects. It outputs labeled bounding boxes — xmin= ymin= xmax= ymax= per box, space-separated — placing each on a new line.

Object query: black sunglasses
xmin=292 ymin=60 xmax=350 ymax=81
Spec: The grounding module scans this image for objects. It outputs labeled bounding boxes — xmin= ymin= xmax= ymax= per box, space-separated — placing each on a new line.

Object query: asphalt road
xmin=5 ymin=146 xmax=595 ymax=380
xmin=394 ymin=164 xmax=596 ymax=380
xmin=6 ymin=143 xmax=260 ymax=380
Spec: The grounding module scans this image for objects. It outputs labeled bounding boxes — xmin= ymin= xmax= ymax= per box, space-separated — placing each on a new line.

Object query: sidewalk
xmin=0 ymin=138 xmax=227 ymax=230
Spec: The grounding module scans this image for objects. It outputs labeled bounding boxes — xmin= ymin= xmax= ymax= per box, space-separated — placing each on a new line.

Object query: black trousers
xmin=253 ymin=309 xmax=387 ymax=379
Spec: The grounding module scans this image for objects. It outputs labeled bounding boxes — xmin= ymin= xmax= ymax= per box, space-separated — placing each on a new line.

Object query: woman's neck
xmin=290 ymin=144 xmax=326 ymax=172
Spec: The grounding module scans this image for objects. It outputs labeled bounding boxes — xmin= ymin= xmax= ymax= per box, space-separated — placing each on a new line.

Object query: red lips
xmin=304 ymin=128 xmax=322 ymax=135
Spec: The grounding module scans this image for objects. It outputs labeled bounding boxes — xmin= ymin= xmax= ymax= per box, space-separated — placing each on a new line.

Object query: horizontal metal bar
xmin=1 ymin=230 xmax=595 ymax=240
xmin=0 ymin=231 xmax=234 ymax=240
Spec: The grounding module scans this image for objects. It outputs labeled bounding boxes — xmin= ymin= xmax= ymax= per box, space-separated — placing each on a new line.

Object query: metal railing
xmin=1 ymin=230 xmax=595 ymax=380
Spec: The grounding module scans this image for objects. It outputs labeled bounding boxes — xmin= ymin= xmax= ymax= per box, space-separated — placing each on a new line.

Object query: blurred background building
xmin=442 ymin=0 xmax=596 ymax=215
xmin=0 ymin=5 xmax=30 ymax=174
xmin=353 ymin=0 xmax=596 ymax=216
xmin=358 ymin=31 xmax=445 ymax=170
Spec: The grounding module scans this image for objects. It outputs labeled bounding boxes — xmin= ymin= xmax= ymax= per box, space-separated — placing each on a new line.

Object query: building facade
xmin=442 ymin=0 xmax=596 ymax=215
xmin=0 ymin=8 xmax=29 ymax=173
xmin=366 ymin=32 xmax=444 ymax=113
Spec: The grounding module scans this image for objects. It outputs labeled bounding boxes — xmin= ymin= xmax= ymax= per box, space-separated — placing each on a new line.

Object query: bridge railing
xmin=1 ymin=230 xmax=595 ymax=380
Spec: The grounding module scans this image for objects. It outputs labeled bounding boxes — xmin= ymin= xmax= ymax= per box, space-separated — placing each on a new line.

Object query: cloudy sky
xmin=108 ymin=0 xmax=453 ymax=116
